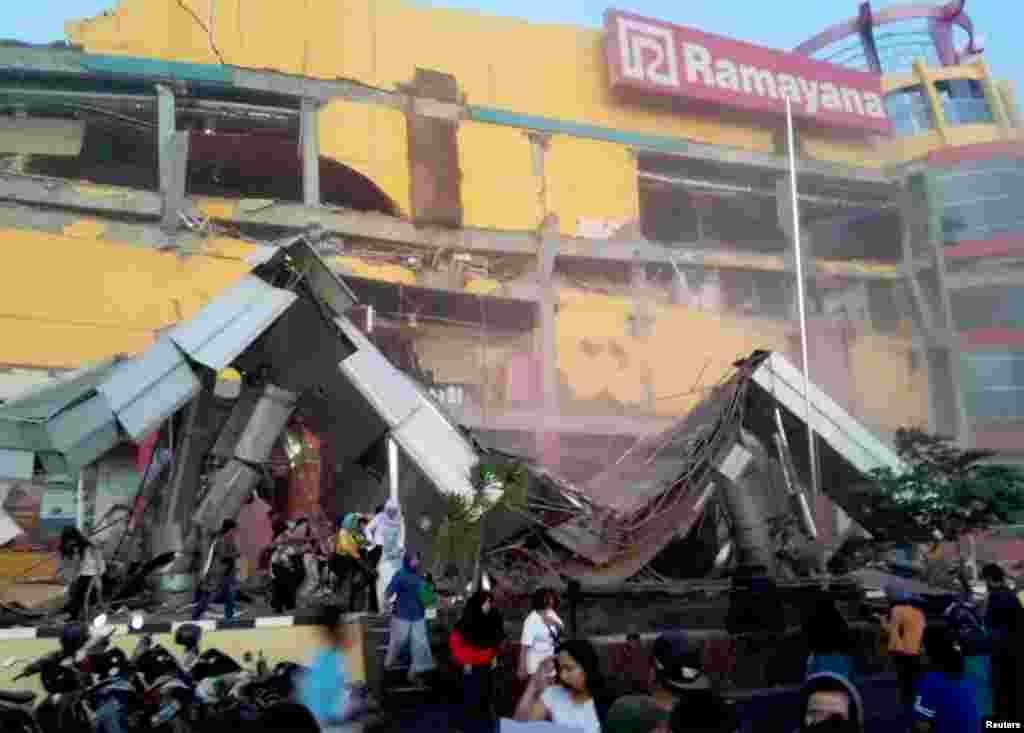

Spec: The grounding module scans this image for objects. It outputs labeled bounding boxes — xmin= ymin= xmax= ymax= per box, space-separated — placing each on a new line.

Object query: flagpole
xmin=785 ymin=97 xmax=820 ymax=515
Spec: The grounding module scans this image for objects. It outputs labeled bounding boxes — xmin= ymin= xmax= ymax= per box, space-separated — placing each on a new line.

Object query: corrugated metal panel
xmin=0 ymin=419 xmax=38 ymax=452
xmin=751 ymin=353 xmax=904 ymax=476
xmin=47 ymin=396 xmax=120 ymax=469
xmin=0 ymin=358 xmax=118 ymax=423
xmin=98 ymin=339 xmax=201 ymax=441
xmin=0 ymin=368 xmax=64 ymax=401
xmin=392 ymin=405 xmax=478 ymax=500
xmin=37 ymin=452 xmax=72 ymax=482
xmin=0 ymin=448 xmax=34 ymax=481
xmin=339 ymin=349 xmax=421 ymax=427
xmin=168 ymin=275 xmax=297 ymax=370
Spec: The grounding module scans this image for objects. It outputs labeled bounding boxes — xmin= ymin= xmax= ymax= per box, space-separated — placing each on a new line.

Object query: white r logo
xmin=617 ymin=17 xmax=680 ymax=89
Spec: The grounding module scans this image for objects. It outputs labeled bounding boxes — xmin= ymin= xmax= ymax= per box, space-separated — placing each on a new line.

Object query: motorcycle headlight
xmin=131 ymin=613 xmax=145 ymax=630
xmin=93 ymin=613 xmax=108 ymax=629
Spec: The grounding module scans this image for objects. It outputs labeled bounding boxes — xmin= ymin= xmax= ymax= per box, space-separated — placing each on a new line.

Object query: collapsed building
xmin=1 ymin=0 xmax=1023 ymax=592
xmin=0 ymin=234 xmax=480 ymax=594
xmin=0 ymin=231 xmax=929 ymax=610
xmin=482 ymin=350 xmax=933 ymax=596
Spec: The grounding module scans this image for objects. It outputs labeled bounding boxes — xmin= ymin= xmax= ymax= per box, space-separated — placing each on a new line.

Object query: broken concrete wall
xmin=406 ymin=69 xmax=463 ymax=229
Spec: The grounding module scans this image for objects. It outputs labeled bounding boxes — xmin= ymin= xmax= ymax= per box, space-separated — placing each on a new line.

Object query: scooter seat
xmin=0 ymin=689 xmax=35 ymax=704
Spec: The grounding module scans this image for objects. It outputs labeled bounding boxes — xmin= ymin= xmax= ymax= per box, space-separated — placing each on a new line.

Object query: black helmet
xmin=174 ymin=623 xmax=202 ymax=650
xmin=95 ymin=647 xmax=130 ymax=678
xmin=59 ymin=623 xmax=89 ymax=656
xmin=40 ymin=662 xmax=79 ymax=694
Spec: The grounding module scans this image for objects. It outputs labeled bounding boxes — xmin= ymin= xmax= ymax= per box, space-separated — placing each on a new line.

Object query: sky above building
xmin=9 ymin=0 xmax=1024 ymax=105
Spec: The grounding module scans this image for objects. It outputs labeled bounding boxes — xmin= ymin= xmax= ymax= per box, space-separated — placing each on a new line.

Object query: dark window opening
xmin=952 ymin=287 xmax=1024 ymax=331
xmin=867 ymin=280 xmax=907 ymax=334
xmin=808 ymin=209 xmax=903 ymax=262
xmin=638 ymin=185 xmax=700 ymax=244
xmin=933 ymin=159 xmax=1024 ymax=244
xmin=749 ymin=271 xmax=792 ymax=319
xmin=935 ymin=79 xmax=993 ymax=127
xmin=961 ymin=350 xmax=1024 ymax=422
xmin=16 ymin=111 xmax=398 ymax=215
xmin=884 ymin=85 xmax=934 ymax=136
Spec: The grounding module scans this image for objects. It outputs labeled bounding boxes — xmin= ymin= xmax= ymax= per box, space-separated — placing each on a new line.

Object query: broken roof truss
xmin=483 ymin=350 xmax=916 ymax=591
xmin=0 ymin=233 xmax=480 ymax=542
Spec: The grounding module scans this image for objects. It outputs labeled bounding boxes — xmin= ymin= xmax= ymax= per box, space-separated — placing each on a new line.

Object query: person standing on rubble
xmin=333 ymin=513 xmax=376 ymax=611
xmin=374 ymin=500 xmax=405 ymax=613
xmin=363 ymin=505 xmax=385 ymax=570
xmin=193 ymin=519 xmax=240 ymax=621
xmin=384 ymin=550 xmax=436 ymax=686
xmin=58 ymin=527 xmax=106 ymax=622
xmin=269 ymin=519 xmax=304 ymax=613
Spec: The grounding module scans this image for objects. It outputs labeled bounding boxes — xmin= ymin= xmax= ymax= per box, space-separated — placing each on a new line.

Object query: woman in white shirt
xmin=519 ymin=587 xmax=564 ymax=678
xmin=513 ymin=639 xmax=610 ymax=733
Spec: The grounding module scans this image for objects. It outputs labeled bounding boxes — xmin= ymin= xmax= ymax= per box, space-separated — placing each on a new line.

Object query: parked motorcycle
xmin=131 ymin=634 xmax=200 ymax=731
xmin=15 ymin=621 xmax=119 ymax=733
xmin=0 ymin=686 xmax=40 ymax=733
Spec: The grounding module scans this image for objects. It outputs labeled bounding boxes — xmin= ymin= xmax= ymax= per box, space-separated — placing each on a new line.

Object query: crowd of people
xmin=53 ymin=504 xmax=1022 ymax=733
xmin=297 ymin=567 xmax=1020 ymax=733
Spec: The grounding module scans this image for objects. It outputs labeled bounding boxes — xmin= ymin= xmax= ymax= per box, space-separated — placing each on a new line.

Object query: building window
xmin=884 ymin=86 xmax=935 ymax=136
xmin=931 ymin=158 xmax=1024 ymax=244
xmin=867 ymin=280 xmax=907 ymax=334
xmin=960 ymin=351 xmax=1024 ymax=421
xmin=952 ymin=287 xmax=1024 ymax=331
xmin=639 ymin=186 xmax=700 ymax=245
xmin=935 ymin=79 xmax=994 ymax=127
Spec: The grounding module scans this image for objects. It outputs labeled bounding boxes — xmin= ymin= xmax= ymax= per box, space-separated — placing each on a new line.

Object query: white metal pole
xmin=387 ymin=436 xmax=400 ymax=505
xmin=785 ymin=98 xmax=820 ymax=509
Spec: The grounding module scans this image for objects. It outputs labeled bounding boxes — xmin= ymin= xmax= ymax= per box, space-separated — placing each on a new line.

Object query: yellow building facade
xmin=2 ymin=0 xmax=1021 ymax=540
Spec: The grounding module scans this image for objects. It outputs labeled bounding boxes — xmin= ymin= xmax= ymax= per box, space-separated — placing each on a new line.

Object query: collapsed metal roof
xmin=484 ymin=350 xmax=918 ymax=591
xmin=0 ymin=234 xmax=480 ymax=539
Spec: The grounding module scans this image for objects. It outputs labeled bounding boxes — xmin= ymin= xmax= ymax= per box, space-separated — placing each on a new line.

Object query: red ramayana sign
xmin=605 ymin=10 xmax=891 ymax=134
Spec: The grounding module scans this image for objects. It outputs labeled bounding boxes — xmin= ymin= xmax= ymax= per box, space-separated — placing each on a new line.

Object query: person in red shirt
xmin=450 ymin=590 xmax=506 ymax=729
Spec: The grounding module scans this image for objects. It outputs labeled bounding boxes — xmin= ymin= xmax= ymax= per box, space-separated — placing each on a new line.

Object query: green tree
xmin=868 ymin=428 xmax=1024 ymax=590
xmin=429 ymin=460 xmax=529 ymax=588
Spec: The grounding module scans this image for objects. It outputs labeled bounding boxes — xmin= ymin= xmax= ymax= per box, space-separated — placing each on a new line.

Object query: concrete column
xmin=301 ymin=98 xmax=321 ymax=207
xmin=976 ymin=59 xmax=1013 ymax=134
xmin=537 ymin=226 xmax=561 ymax=469
xmin=193 ymin=383 xmax=299 ymax=533
xmin=153 ymin=389 xmax=214 ymax=593
xmin=914 ymin=60 xmax=951 ymax=144
xmin=156 ymin=85 xmax=175 ymax=196
xmin=156 ymin=85 xmax=189 ymax=231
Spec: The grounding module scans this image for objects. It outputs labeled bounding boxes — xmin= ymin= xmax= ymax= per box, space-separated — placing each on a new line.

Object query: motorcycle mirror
xmin=93 ymin=613 xmax=109 ymax=629
xmin=130 ymin=613 xmax=145 ymax=630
